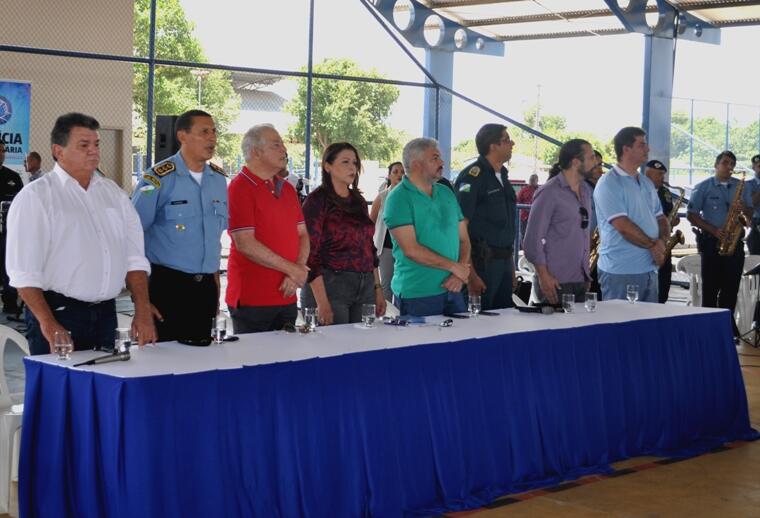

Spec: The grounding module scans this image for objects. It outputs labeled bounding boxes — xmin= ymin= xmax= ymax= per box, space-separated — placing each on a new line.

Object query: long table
xmin=19 ymin=301 xmax=758 ymax=517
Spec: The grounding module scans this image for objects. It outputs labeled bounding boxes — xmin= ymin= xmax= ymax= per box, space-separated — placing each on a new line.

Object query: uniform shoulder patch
xmin=209 ymin=162 xmax=227 ymax=177
xmin=468 ymin=166 xmax=480 ymax=178
xmin=142 ymin=174 xmax=161 ymax=189
xmin=152 ymin=161 xmax=176 ymax=177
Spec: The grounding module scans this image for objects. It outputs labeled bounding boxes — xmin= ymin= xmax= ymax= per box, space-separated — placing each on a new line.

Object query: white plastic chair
xmin=516 ymin=255 xmax=540 ymax=305
xmin=676 ymin=254 xmax=702 ymax=307
xmin=0 ymin=325 xmax=29 ymax=514
xmin=736 ymin=255 xmax=760 ymax=336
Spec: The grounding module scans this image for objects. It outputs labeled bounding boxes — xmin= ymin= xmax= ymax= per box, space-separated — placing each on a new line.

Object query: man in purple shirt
xmin=523 ymin=139 xmax=595 ymax=304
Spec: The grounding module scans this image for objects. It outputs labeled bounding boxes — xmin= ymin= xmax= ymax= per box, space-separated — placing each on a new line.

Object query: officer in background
xmin=644 ymin=160 xmax=679 ymax=303
xmin=745 ymin=154 xmax=760 ymax=255
xmin=454 ymin=123 xmax=517 ymax=310
xmin=132 ymin=109 xmax=228 ymax=344
xmin=0 ymin=141 xmax=24 ymax=314
xmin=276 ymin=154 xmax=306 ymax=204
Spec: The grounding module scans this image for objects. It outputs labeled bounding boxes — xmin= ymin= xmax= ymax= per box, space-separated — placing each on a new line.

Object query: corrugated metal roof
xmin=412 ymin=0 xmax=760 ymax=41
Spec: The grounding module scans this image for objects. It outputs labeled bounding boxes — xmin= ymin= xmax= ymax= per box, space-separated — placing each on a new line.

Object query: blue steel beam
xmin=146 ymin=0 xmax=157 ymax=166
xmin=424 ymin=50 xmax=453 ymax=177
xmin=369 ymin=0 xmax=504 ymax=56
xmin=607 ymin=0 xmax=722 ymax=176
xmin=604 ymin=0 xmax=720 ymax=44
xmin=642 ymin=34 xmax=675 ymax=170
xmin=305 ymin=0 xmax=315 ymax=181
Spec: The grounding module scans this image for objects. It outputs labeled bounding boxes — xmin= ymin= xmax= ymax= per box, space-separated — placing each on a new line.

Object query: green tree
xmin=511 ymin=105 xmax=617 ymax=166
xmin=731 ymin=120 xmax=760 ymax=167
xmin=285 ymin=58 xmax=401 ymax=162
xmin=670 ymin=111 xmax=735 ymax=170
xmin=133 ymin=0 xmax=240 ymax=166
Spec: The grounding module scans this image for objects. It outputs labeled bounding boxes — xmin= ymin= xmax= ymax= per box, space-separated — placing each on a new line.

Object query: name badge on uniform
xmin=170 ymin=200 xmax=188 ymax=205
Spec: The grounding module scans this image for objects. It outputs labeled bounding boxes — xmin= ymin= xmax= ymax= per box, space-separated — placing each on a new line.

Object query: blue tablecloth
xmin=19 ymin=309 xmax=757 ymax=517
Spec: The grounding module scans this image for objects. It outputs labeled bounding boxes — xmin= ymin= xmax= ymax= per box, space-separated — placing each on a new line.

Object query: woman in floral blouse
xmin=301 ymin=142 xmax=387 ymax=325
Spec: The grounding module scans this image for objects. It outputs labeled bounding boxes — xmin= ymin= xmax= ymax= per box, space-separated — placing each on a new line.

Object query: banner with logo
xmin=0 ymin=80 xmax=31 ymax=169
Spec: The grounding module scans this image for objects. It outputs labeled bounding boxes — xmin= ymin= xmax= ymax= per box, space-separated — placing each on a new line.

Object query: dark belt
xmin=43 ymin=291 xmax=114 ymax=308
xmin=473 ymin=241 xmax=513 ymax=262
xmin=151 ymin=263 xmax=215 ymax=283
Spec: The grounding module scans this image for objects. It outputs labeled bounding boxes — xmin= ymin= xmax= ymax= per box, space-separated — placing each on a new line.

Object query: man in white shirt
xmin=6 ymin=113 xmax=157 ymax=355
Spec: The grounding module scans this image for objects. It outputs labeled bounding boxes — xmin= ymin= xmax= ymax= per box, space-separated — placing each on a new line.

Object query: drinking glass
xmin=468 ymin=294 xmax=481 ymax=317
xmin=54 ymin=330 xmax=73 ymax=360
xmin=303 ymin=307 xmax=318 ymax=332
xmin=115 ymin=328 xmax=133 ymax=352
xmin=362 ymin=304 xmax=376 ymax=327
xmin=562 ymin=293 xmax=575 ymax=313
xmin=584 ymin=292 xmax=597 ymax=313
xmin=211 ymin=316 xmax=227 ymax=344
xmin=626 ymin=284 xmax=639 ymax=304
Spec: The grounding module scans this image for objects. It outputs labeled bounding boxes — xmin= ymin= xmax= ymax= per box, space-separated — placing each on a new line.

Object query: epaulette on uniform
xmin=209 ymin=162 xmax=227 ymax=177
xmin=152 ymin=161 xmax=176 ymax=177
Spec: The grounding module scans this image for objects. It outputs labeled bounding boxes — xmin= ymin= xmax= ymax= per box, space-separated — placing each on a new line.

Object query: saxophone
xmin=664 ymin=182 xmax=685 ymax=257
xmin=589 ymin=228 xmax=600 ymax=271
xmin=718 ymin=171 xmax=748 ymax=256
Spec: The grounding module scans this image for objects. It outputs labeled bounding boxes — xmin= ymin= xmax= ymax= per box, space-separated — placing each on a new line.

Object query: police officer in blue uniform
xmin=454 ymin=123 xmax=517 ymax=310
xmin=687 ymin=151 xmax=752 ymax=338
xmin=745 ymin=154 xmax=760 ymax=255
xmin=132 ymin=110 xmax=228 ymax=344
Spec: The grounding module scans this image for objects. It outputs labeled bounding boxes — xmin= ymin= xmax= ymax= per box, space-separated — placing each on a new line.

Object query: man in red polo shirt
xmin=226 ymin=124 xmax=310 ymax=332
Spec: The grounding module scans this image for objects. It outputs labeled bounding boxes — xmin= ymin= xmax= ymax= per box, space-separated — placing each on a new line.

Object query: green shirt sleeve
xmin=383 ymin=187 xmax=413 ymax=230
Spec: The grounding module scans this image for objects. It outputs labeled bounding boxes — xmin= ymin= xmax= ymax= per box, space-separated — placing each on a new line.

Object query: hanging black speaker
xmin=154 ymin=115 xmax=180 ymax=163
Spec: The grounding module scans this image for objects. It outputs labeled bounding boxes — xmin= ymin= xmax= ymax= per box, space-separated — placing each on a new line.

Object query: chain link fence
xmin=1 ymin=1 xmax=433 ymax=194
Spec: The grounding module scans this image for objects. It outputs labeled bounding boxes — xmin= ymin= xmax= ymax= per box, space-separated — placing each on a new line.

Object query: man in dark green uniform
xmin=454 ymin=123 xmax=517 ymax=310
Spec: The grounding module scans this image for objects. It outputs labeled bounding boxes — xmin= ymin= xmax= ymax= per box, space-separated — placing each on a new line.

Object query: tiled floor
xmin=2 ymin=294 xmax=759 ymax=518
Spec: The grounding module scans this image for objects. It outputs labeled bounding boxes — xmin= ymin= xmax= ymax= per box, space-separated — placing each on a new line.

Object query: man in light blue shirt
xmin=132 ymin=110 xmax=228 ymax=343
xmin=593 ymin=127 xmax=669 ymax=302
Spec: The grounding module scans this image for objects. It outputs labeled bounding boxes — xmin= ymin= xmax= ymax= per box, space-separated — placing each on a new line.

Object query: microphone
xmin=73 ymin=351 xmax=131 ymax=367
xmin=515 ymin=305 xmax=556 ymax=315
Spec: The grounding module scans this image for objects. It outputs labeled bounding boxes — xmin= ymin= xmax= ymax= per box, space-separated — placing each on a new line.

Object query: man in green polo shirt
xmin=383 ymin=137 xmax=471 ymax=316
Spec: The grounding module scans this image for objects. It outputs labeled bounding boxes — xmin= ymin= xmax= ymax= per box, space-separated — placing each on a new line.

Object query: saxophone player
xmin=744 ymin=154 xmax=760 ymax=255
xmin=645 ymin=160 xmax=679 ymax=303
xmin=687 ymin=151 xmax=752 ymax=339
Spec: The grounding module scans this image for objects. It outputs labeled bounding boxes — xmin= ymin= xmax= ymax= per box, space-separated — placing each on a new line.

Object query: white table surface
xmin=27 ymin=301 xmax=726 ymax=378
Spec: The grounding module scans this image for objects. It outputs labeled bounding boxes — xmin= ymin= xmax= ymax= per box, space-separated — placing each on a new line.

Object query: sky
xmin=179 ymin=0 xmax=760 ymax=148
